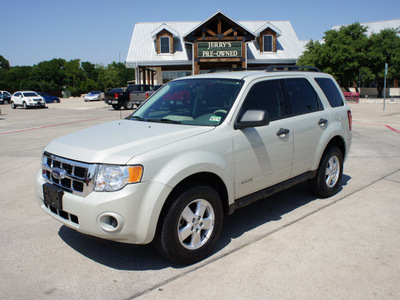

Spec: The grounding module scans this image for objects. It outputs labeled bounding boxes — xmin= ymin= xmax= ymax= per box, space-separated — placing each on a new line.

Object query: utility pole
xmin=383 ymin=63 xmax=388 ymax=111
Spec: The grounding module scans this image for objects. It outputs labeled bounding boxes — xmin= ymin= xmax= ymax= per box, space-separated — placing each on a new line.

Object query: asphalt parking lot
xmin=0 ymin=98 xmax=399 ymax=299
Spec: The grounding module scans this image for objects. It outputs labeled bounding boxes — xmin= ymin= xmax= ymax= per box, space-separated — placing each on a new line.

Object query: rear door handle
xmin=276 ymin=128 xmax=290 ymax=137
xmin=318 ymin=118 xmax=328 ymax=127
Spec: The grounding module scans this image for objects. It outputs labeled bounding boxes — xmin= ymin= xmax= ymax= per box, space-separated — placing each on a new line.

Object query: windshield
xmin=23 ymin=92 xmax=39 ymax=97
xmin=127 ymin=78 xmax=243 ymax=126
xmin=109 ymin=88 xmax=124 ymax=93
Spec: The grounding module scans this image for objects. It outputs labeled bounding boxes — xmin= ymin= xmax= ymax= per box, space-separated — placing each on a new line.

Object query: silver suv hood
xmin=45 ymin=120 xmax=214 ymax=164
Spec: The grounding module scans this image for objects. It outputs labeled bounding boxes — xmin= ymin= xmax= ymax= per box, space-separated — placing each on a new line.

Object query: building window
xmin=263 ymin=35 xmax=273 ymax=52
xmin=160 ymin=36 xmax=170 ymax=54
xmin=162 ymin=71 xmax=192 ymax=83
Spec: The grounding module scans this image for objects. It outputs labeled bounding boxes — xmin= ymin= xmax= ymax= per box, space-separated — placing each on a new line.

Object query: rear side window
xmin=241 ymin=79 xmax=288 ymax=121
xmin=284 ymin=78 xmax=322 ymax=115
xmin=315 ymin=77 xmax=344 ymax=107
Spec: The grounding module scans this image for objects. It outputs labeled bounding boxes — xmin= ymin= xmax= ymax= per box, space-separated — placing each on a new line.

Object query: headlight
xmin=94 ymin=165 xmax=143 ymax=192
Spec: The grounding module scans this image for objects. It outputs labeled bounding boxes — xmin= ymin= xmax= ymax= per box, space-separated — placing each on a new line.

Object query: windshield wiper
xmin=147 ymin=118 xmax=182 ymax=124
xmin=127 ymin=115 xmax=147 ymax=121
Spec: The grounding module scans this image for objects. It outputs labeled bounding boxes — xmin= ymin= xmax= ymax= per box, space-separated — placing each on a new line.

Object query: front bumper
xmin=28 ymin=102 xmax=45 ymax=106
xmin=35 ymin=171 xmax=172 ymax=244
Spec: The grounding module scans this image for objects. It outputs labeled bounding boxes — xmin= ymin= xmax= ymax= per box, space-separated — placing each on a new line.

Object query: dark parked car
xmin=0 ymin=91 xmax=12 ymax=104
xmin=37 ymin=92 xmax=60 ymax=103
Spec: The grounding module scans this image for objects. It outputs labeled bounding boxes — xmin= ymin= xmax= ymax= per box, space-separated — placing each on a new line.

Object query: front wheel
xmin=309 ymin=146 xmax=343 ymax=198
xmin=23 ymin=102 xmax=27 ymax=109
xmin=11 ymin=101 xmax=16 ymax=109
xmin=154 ymin=185 xmax=223 ymax=264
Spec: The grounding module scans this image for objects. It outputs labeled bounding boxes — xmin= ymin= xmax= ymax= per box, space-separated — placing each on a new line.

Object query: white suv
xmin=11 ymin=91 xmax=45 ymax=109
xmin=35 ymin=66 xmax=352 ymax=264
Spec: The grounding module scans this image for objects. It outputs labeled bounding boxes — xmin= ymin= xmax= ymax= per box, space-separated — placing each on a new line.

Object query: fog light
xmin=97 ymin=212 xmax=124 ymax=232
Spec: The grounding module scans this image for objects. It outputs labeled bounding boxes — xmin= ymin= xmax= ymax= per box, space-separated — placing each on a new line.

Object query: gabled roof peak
xmin=254 ymin=22 xmax=282 ymax=37
xmin=151 ymin=23 xmax=180 ymax=39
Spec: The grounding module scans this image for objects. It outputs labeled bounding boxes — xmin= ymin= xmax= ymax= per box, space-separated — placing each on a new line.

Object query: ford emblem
xmin=52 ymin=168 xmax=67 ymax=180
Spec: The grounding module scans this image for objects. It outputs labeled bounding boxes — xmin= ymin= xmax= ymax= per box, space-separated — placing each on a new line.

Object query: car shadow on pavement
xmin=58 ymin=175 xmax=351 ymax=271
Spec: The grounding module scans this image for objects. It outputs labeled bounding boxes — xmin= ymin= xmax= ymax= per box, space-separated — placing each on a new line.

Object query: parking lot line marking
xmin=354 ymin=122 xmax=400 ymax=134
xmin=0 ymin=116 xmax=113 ymax=135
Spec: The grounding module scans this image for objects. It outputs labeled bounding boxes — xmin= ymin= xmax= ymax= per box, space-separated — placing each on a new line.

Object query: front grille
xmin=44 ymin=202 xmax=79 ymax=224
xmin=42 ymin=152 xmax=97 ymax=196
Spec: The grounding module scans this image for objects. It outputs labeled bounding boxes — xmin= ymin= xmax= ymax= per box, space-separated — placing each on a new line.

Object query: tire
xmin=154 ymin=185 xmax=224 ymax=264
xmin=112 ymin=104 xmax=121 ymax=110
xmin=124 ymin=101 xmax=134 ymax=110
xmin=309 ymin=146 xmax=343 ymax=198
xmin=11 ymin=101 xmax=16 ymax=109
xmin=23 ymin=102 xmax=27 ymax=109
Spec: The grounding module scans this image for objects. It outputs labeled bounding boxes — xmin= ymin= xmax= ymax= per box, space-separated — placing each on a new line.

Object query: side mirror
xmin=234 ymin=109 xmax=270 ymax=130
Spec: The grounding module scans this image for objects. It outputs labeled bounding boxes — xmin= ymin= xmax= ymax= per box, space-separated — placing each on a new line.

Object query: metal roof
xmin=332 ymin=19 xmax=400 ymax=36
xmin=126 ymin=12 xmax=306 ymax=68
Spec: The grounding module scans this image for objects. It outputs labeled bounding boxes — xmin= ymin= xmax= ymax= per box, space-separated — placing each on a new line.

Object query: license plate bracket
xmin=43 ymin=183 xmax=64 ymax=210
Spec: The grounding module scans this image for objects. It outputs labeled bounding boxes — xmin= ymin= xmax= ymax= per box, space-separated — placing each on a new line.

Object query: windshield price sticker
xmin=210 ymin=116 xmax=222 ymax=122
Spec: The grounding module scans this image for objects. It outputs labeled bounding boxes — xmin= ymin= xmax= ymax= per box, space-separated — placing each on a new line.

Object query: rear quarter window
xmin=315 ymin=77 xmax=344 ymax=108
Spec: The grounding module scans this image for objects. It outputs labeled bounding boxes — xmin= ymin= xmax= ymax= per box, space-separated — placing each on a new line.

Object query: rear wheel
xmin=112 ymin=104 xmax=121 ymax=110
xmin=154 ymin=184 xmax=223 ymax=264
xmin=310 ymin=146 xmax=343 ymax=198
xmin=124 ymin=101 xmax=134 ymax=110
xmin=23 ymin=102 xmax=27 ymax=109
xmin=11 ymin=101 xmax=16 ymax=109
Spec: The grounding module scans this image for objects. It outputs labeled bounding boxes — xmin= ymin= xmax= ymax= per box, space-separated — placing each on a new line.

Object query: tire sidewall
xmin=312 ymin=147 xmax=344 ymax=197
xmin=124 ymin=101 xmax=134 ymax=110
xmin=159 ymin=185 xmax=223 ymax=264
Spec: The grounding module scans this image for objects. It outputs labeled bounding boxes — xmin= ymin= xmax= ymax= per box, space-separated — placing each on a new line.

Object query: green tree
xmin=64 ymin=59 xmax=85 ymax=95
xmin=361 ymin=28 xmax=400 ymax=97
xmin=97 ymin=64 xmax=120 ymax=90
xmin=5 ymin=66 xmax=33 ymax=91
xmin=298 ymin=23 xmax=368 ymax=89
xmin=30 ymin=58 xmax=66 ymax=94
xmin=81 ymin=61 xmax=98 ymax=81
xmin=0 ymin=55 xmax=10 ymax=70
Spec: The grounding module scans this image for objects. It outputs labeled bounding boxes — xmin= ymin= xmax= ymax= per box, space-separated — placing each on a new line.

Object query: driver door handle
xmin=276 ymin=128 xmax=290 ymax=137
xmin=318 ymin=118 xmax=328 ymax=127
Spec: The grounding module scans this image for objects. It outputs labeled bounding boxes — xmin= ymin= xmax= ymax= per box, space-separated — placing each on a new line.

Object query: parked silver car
xmin=36 ymin=66 xmax=352 ymax=264
xmin=84 ymin=91 xmax=103 ymax=101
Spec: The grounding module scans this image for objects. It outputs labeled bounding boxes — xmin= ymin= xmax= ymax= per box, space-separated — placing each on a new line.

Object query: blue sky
xmin=1 ymin=0 xmax=399 ymax=66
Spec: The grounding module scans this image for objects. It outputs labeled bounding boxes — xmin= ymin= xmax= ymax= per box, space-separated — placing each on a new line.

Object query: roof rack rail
xmin=208 ymin=65 xmax=321 ymax=73
xmin=208 ymin=68 xmax=246 ymax=73
xmin=266 ymin=65 xmax=321 ymax=72
xmin=208 ymin=66 xmax=280 ymax=73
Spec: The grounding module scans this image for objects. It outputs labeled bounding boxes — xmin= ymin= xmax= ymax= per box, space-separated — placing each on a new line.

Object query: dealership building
xmin=126 ymin=11 xmax=307 ymax=84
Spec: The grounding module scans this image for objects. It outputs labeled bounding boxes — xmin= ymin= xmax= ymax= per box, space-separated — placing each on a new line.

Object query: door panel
xmin=231 ymin=78 xmax=293 ymax=199
xmin=290 ymin=110 xmax=330 ymax=176
xmin=232 ymin=119 xmax=293 ymax=198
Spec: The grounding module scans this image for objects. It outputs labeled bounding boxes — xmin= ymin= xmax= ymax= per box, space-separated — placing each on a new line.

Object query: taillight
xmin=347 ymin=110 xmax=352 ymax=131
xmin=115 ymin=93 xmax=119 ymax=100
xmin=145 ymin=92 xmax=149 ymax=99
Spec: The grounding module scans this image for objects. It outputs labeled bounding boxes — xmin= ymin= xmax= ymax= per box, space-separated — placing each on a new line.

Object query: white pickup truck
xmin=35 ymin=66 xmax=352 ymax=264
